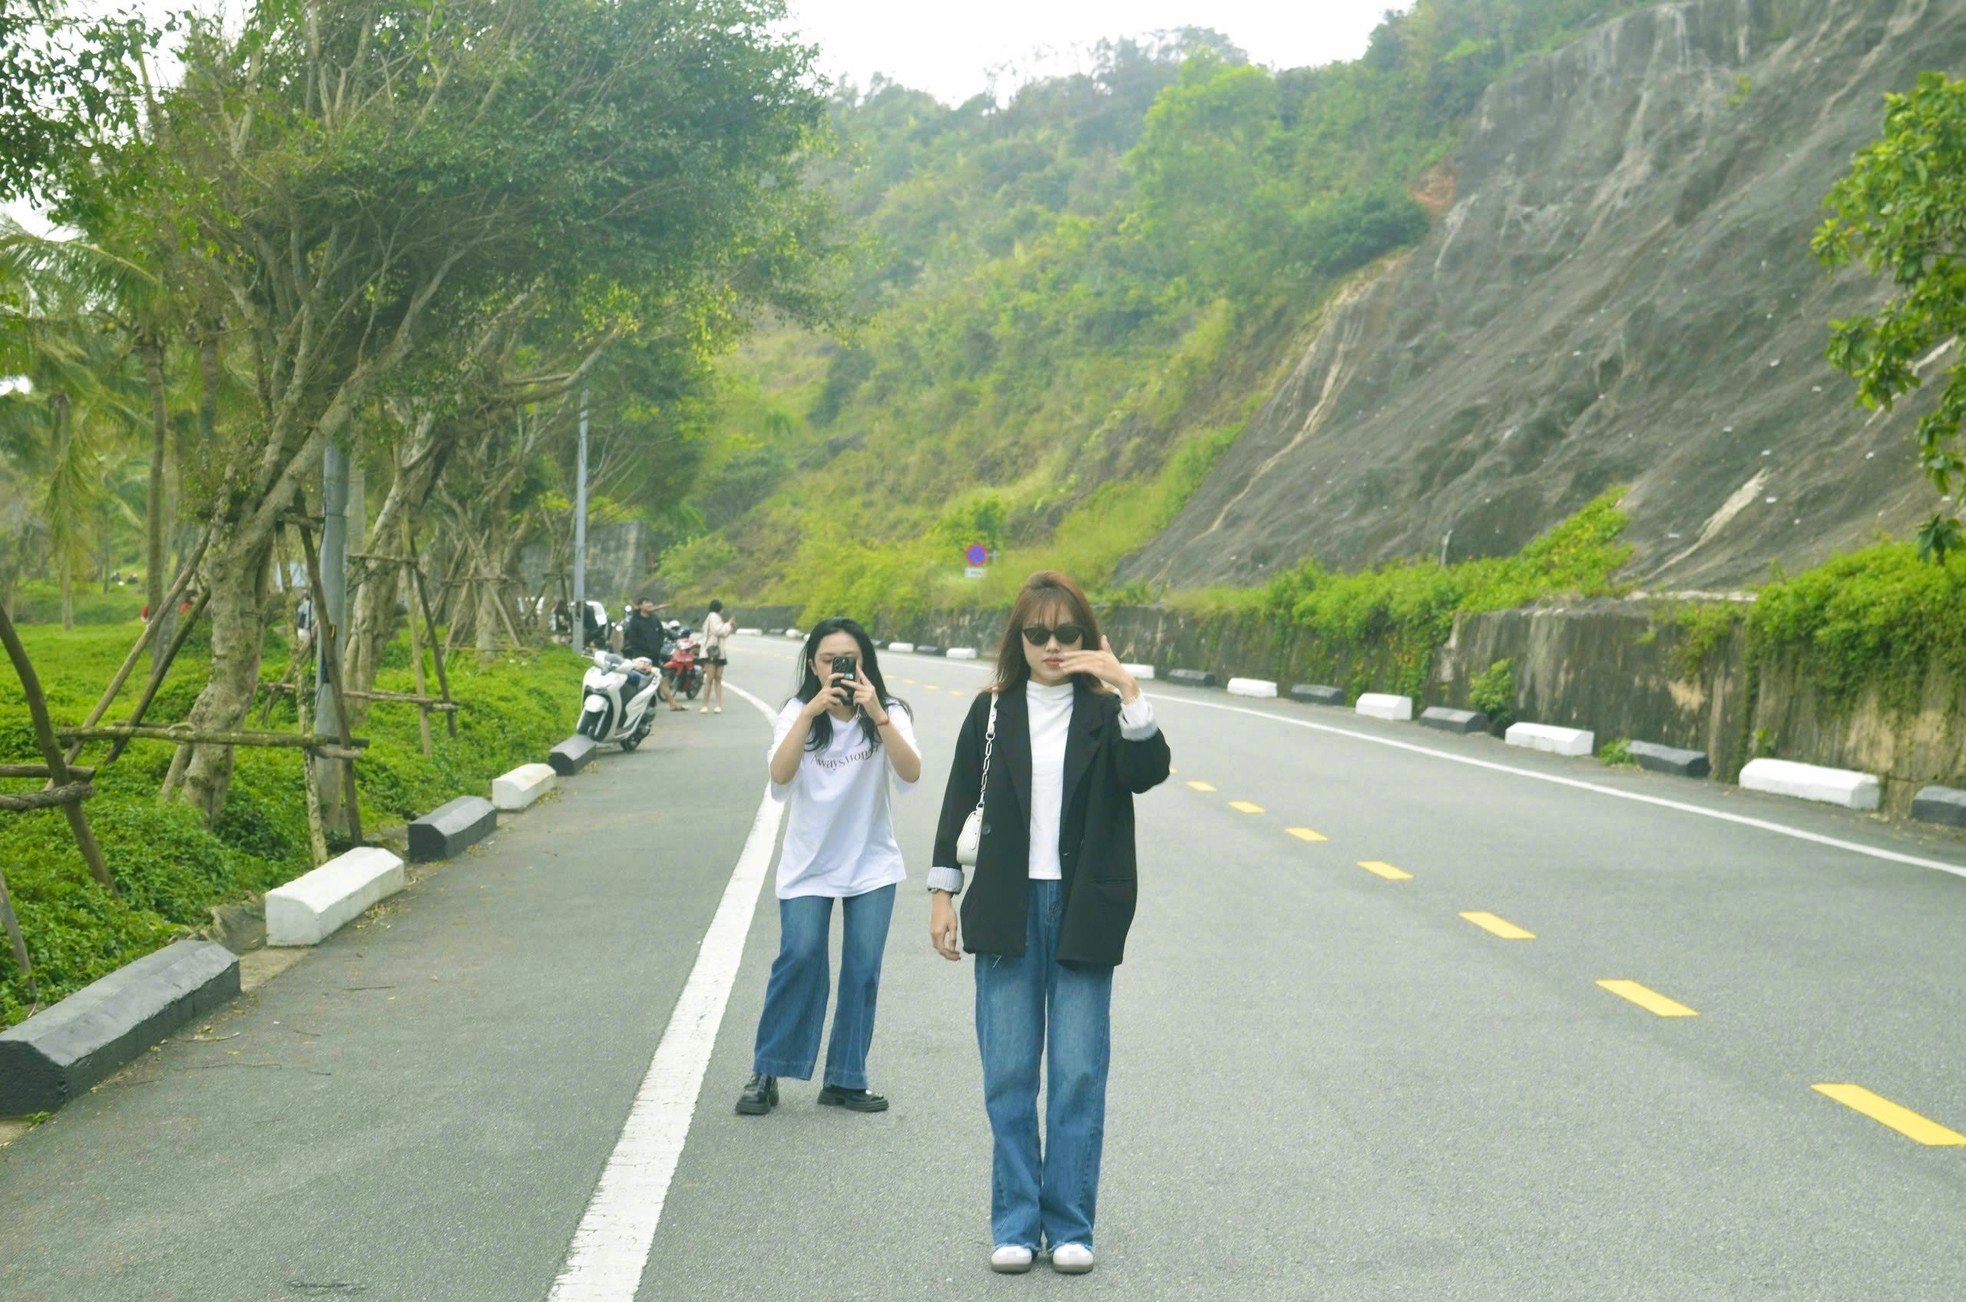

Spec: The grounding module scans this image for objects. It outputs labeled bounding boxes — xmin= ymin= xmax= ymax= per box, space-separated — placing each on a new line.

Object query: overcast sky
xmin=787 ymin=0 xmax=1405 ymax=103
xmin=76 ymin=0 xmax=1406 ymax=101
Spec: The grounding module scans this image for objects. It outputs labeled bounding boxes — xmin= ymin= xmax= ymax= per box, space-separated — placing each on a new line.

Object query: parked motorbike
xmin=663 ymin=631 xmax=705 ymax=701
xmin=576 ymin=648 xmax=664 ymax=751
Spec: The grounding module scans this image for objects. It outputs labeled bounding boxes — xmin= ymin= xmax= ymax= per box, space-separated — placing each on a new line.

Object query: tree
xmin=103 ymin=0 xmax=840 ymax=821
xmin=0 ymin=2 xmax=151 ymax=203
xmin=1815 ymin=72 xmax=1966 ymax=562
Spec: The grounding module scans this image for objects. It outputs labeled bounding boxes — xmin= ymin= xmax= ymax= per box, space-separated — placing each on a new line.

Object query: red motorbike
xmin=663 ymin=633 xmax=704 ymax=700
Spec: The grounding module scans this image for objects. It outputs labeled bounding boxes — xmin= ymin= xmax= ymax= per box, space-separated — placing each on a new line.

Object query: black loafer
xmin=736 ymin=1073 xmax=778 ymax=1115
xmin=817 ymin=1084 xmax=888 ymax=1112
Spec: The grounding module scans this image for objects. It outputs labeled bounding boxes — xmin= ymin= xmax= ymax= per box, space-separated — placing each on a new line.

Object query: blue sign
xmin=964 ymin=543 xmax=989 ymax=566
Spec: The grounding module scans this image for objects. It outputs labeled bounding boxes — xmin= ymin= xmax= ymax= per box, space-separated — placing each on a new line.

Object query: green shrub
xmin=1469 ymin=658 xmax=1517 ymax=729
xmin=1598 ymin=738 xmax=1635 ymax=767
xmin=1259 ymin=489 xmax=1631 ymax=698
xmin=1747 ymin=542 xmax=1966 ymax=711
xmin=1669 ymin=601 xmax=1745 ymax=682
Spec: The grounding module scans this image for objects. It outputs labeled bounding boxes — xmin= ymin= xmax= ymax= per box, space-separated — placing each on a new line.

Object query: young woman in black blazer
xmin=927 ymin=570 xmax=1171 ymax=1276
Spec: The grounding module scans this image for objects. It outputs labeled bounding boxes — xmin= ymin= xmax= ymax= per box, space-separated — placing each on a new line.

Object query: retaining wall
xmin=736 ymin=596 xmax=1966 ymax=819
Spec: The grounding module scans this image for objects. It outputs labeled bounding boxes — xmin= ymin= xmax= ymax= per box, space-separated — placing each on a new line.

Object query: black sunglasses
xmin=1021 ymin=623 xmax=1085 ymax=647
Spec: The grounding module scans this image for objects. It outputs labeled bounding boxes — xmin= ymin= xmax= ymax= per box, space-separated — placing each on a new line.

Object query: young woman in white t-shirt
xmin=737 ymin=617 xmax=921 ymax=1116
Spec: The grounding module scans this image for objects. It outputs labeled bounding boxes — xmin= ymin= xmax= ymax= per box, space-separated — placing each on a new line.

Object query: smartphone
xmin=831 ymin=653 xmax=857 ymax=688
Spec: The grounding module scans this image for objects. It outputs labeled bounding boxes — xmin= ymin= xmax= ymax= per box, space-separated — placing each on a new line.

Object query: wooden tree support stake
xmin=64 ymin=529 xmax=211 ymax=766
xmin=57 ymin=724 xmax=369 ymax=750
xmin=0 ymin=782 xmax=94 ymax=812
xmin=0 ymin=866 xmax=34 ymax=998
xmin=0 ymin=605 xmax=117 ymax=894
xmin=294 ymin=521 xmax=364 ymax=844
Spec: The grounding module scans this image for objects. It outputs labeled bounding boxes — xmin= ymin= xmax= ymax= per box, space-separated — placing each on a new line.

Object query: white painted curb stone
xmin=266 ymin=847 xmax=406 ymax=947
xmin=887 ymin=641 xmax=915 ymax=653
xmin=1506 ymin=722 xmax=1596 ymax=757
xmin=946 ymin=647 xmax=978 ymax=660
xmin=1740 ymin=758 xmax=1882 ymax=811
xmin=783 ymin=628 xmax=803 ymax=639
xmin=492 ymin=762 xmax=558 ymax=812
xmin=1355 ymin=693 xmax=1414 ymax=722
xmin=1121 ymin=662 xmax=1155 ymax=680
xmin=736 ymin=627 xmax=762 ymax=637
xmin=1227 ymin=677 xmax=1278 ymax=699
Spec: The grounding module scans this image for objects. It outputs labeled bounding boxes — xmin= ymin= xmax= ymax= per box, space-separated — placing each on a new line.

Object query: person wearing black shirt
xmin=622 ymin=597 xmax=686 ymax=711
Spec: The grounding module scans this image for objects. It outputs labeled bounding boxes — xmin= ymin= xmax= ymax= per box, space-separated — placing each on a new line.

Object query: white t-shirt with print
xmin=768 ymin=700 xmax=918 ymax=899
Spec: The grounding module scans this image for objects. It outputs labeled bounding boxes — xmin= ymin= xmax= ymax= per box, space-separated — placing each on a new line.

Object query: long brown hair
xmin=991 ymin=570 xmax=1107 ymax=694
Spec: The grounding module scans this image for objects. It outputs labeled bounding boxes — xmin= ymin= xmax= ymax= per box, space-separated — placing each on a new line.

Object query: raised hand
xmin=1055 ymin=635 xmax=1140 ymax=701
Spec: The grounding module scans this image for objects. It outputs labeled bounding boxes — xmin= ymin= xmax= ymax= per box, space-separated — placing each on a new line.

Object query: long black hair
xmin=791 ymin=616 xmax=908 ymax=751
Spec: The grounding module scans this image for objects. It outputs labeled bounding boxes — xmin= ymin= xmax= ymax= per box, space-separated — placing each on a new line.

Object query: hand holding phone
xmin=831 ymin=653 xmax=857 ymax=687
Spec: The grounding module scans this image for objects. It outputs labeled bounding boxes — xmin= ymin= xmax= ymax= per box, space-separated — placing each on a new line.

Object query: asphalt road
xmin=4 ymin=633 xmax=1965 ymax=1300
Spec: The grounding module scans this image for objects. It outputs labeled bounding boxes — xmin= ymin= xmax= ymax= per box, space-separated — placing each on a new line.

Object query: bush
xmin=1469 ymin=658 xmax=1516 ymax=729
xmin=1747 ymin=542 xmax=1966 ymax=711
xmin=1259 ymin=489 xmax=1631 ymax=698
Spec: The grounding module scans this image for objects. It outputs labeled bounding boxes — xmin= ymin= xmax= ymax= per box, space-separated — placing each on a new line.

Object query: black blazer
xmin=931 ymin=681 xmax=1172 ymax=966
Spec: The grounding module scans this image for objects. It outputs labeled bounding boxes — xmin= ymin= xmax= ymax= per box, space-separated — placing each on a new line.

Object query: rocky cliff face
xmin=1125 ymin=0 xmax=1966 ymax=592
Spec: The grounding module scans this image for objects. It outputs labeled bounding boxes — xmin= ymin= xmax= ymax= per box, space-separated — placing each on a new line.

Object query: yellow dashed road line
xmin=1460 ymin=911 xmax=1535 ymax=940
xmin=1356 ymin=860 xmax=1412 ymax=881
xmin=1229 ymin=800 xmax=1265 ymax=814
xmin=1597 ymin=979 xmax=1698 ymax=1017
xmin=1185 ymin=780 xmax=1217 ymax=793
xmin=1813 ymin=1084 xmax=1966 ymax=1146
xmin=1285 ymin=827 xmax=1327 ymax=843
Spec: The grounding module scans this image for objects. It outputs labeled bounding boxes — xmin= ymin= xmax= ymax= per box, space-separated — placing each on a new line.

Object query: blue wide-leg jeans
xmin=751 ymin=884 xmax=895 ymax=1090
xmin=975 ymin=878 xmax=1114 ymax=1252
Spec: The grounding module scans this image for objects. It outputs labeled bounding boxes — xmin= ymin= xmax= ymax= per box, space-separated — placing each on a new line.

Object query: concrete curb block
xmin=0 ymin=939 xmax=239 ymax=1115
xmin=1290 ymin=684 xmax=1346 ymax=706
xmin=409 ymin=796 xmax=499 ymax=861
xmin=784 ymin=629 xmax=804 ymax=640
xmin=1911 ymin=785 xmax=1966 ymax=827
xmin=266 ymin=847 xmax=407 ymax=947
xmin=914 ymin=645 xmax=945 ymax=657
xmin=1740 ymin=758 xmax=1881 ymax=810
xmin=1628 ymin=741 xmax=1711 ymax=778
xmin=1506 ymin=722 xmax=1595 ymax=757
xmin=947 ymin=648 xmax=979 ymax=660
xmin=1420 ymin=707 xmax=1489 ymax=734
xmin=1227 ymin=677 xmax=1278 ymax=699
xmin=1120 ymin=662 xmax=1155 ymax=680
xmin=763 ymin=628 xmax=785 ymax=636
xmin=492 ymin=762 xmax=558 ymax=812
xmin=1355 ymin=693 xmax=1414 ymax=722
xmin=887 ymin=642 xmax=916 ymax=653
xmin=548 ymin=734 xmax=598 ymax=776
xmin=736 ymin=627 xmax=763 ymax=637
xmin=1166 ymin=668 xmax=1218 ymax=688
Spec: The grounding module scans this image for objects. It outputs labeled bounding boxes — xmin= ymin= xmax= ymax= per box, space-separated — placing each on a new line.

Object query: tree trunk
xmin=169 ymin=522 xmax=275 ymax=823
xmin=141 ymin=332 xmax=170 ymax=663
xmin=343 ymin=427 xmax=444 ymax=727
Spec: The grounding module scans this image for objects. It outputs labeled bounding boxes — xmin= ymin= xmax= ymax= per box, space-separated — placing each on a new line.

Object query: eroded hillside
xmin=1125 ymin=0 xmax=1966 ymax=592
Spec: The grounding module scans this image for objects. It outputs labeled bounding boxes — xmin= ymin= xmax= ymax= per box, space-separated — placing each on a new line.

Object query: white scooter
xmin=576 ymin=649 xmax=663 ymax=751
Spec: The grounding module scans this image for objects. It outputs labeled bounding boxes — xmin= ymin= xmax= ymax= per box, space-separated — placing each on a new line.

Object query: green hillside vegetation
xmin=0 ymin=626 xmax=583 ymax=1028
xmin=670 ymin=1 xmax=1645 ymax=623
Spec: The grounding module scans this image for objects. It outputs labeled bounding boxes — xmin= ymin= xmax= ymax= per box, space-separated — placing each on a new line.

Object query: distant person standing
xmin=699 ymin=600 xmax=735 ymax=713
xmin=737 ymin=618 xmax=920 ymax=1116
xmin=926 ymin=570 xmax=1171 ymax=1277
xmin=621 ymin=596 xmax=686 ymax=712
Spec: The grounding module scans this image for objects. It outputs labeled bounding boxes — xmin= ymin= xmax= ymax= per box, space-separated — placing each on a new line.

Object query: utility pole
xmin=572 ymin=385 xmax=590 ymax=655
xmin=315 ymin=440 xmax=352 ymax=838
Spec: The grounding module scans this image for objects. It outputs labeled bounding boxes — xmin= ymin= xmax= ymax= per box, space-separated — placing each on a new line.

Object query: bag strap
xmin=970 ymin=694 xmax=998 ymax=817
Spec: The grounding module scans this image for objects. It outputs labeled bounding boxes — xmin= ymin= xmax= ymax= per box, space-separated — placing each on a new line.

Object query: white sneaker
xmin=1050 ymin=1243 xmax=1095 ymax=1274
xmin=990 ymin=1245 xmax=1034 ymax=1274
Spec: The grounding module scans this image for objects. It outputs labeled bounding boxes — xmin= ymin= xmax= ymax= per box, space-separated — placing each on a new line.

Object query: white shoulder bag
xmin=955 ymin=694 xmax=999 ymax=867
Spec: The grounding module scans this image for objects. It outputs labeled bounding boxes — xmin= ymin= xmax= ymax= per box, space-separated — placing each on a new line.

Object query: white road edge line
xmin=549 ymin=680 xmax=784 ymax=1301
xmin=1158 ymin=693 xmax=1966 ymax=883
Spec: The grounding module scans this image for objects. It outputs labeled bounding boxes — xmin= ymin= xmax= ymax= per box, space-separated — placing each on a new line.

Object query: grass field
xmin=0 ymin=620 xmax=585 ymax=1029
